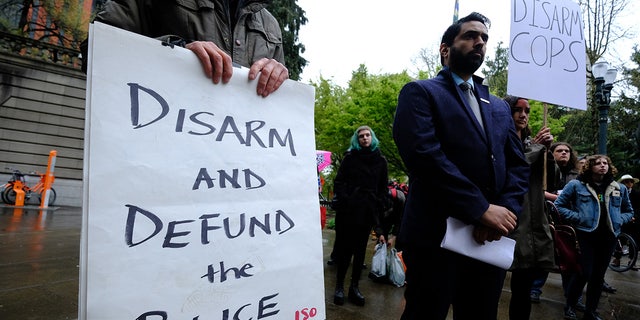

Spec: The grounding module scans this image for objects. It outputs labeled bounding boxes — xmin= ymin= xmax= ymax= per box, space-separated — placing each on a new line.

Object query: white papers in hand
xmin=440 ymin=217 xmax=515 ymax=269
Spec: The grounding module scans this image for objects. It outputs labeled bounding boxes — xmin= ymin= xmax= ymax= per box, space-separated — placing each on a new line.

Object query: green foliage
xmin=326 ymin=217 xmax=335 ymax=230
xmin=623 ymin=45 xmax=640 ymax=165
xmin=0 ymin=1 xmax=22 ymax=32
xmin=550 ymin=46 xmax=640 ymax=176
xmin=556 ymin=107 xmax=598 ymax=155
xmin=607 ymin=95 xmax=640 ymax=177
xmin=482 ymin=41 xmax=509 ymax=98
xmin=313 ymin=64 xmax=413 ymax=182
xmin=268 ymin=0 xmax=307 ymax=81
xmin=1 ymin=0 xmax=91 ymax=49
xmin=42 ymin=0 xmax=89 ymax=49
xmin=527 ymin=100 xmax=570 ymax=138
xmin=315 ymin=25 xmax=640 ymax=188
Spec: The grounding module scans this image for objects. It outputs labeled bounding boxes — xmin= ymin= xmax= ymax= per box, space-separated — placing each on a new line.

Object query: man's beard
xmin=449 ymin=45 xmax=484 ymax=75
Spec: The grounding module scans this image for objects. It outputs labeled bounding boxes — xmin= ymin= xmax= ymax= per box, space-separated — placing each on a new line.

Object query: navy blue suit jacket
xmin=393 ymin=68 xmax=529 ymax=249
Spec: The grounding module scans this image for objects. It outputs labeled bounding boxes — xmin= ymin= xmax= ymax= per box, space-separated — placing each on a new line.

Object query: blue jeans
xmin=531 ymin=269 xmax=577 ymax=298
xmin=530 ymin=270 xmax=549 ymax=295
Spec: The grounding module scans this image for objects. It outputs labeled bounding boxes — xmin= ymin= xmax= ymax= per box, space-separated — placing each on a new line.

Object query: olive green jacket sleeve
xmin=83 ymin=0 xmax=284 ymax=71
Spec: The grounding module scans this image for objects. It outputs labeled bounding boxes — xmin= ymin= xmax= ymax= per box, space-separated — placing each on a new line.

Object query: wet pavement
xmin=0 ymin=205 xmax=639 ymax=319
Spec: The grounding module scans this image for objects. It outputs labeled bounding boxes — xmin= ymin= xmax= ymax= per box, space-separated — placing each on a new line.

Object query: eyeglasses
xmin=554 ymin=149 xmax=570 ymax=153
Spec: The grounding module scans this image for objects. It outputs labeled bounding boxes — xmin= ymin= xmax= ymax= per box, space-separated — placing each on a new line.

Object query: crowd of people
xmin=328 ymin=11 xmax=637 ymax=320
xmin=85 ymin=3 xmax=638 ymax=320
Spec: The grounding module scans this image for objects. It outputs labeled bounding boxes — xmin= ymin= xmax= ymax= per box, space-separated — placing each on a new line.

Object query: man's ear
xmin=439 ymin=43 xmax=449 ymax=64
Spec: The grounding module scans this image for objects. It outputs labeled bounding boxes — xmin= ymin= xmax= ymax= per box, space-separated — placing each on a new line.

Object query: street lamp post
xmin=592 ymin=60 xmax=618 ymax=155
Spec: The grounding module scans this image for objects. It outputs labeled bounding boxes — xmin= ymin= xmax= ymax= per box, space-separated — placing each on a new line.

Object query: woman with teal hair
xmin=332 ymin=125 xmax=388 ymax=306
xmin=349 ymin=125 xmax=381 ymax=151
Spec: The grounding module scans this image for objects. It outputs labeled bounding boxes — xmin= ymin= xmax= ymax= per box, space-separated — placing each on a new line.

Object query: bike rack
xmin=7 ymin=150 xmax=57 ymax=208
xmin=40 ymin=150 xmax=57 ymax=209
xmin=12 ymin=180 xmax=26 ymax=206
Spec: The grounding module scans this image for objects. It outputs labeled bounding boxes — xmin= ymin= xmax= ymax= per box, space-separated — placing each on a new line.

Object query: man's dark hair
xmin=441 ymin=12 xmax=491 ymax=47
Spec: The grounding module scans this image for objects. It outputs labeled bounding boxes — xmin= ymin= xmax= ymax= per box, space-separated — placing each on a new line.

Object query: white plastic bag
xmin=387 ymin=248 xmax=406 ymax=287
xmin=368 ymin=242 xmax=387 ymax=281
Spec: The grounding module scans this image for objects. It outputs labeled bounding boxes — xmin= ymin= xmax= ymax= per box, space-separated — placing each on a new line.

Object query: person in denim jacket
xmin=555 ymin=155 xmax=635 ymax=320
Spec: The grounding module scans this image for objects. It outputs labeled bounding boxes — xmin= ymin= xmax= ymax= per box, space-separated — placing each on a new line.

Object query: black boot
xmin=583 ymin=311 xmax=603 ymax=320
xmin=333 ymin=285 xmax=344 ymax=305
xmin=564 ymin=305 xmax=577 ymax=320
xmin=348 ymin=284 xmax=365 ymax=306
xmin=602 ymin=282 xmax=617 ymax=293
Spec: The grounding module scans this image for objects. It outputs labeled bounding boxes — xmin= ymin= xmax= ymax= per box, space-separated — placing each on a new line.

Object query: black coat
xmin=333 ymin=148 xmax=388 ymax=235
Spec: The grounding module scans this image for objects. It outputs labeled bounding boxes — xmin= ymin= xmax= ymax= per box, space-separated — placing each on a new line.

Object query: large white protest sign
xmin=80 ymin=22 xmax=325 ymax=320
xmin=507 ymin=0 xmax=586 ymax=109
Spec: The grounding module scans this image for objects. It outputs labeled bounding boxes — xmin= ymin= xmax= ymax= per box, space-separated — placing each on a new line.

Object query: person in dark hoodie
xmin=83 ymin=0 xmax=288 ymax=97
xmin=331 ymin=125 xmax=388 ymax=307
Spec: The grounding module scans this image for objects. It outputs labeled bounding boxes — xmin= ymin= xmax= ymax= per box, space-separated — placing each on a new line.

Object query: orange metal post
xmin=13 ymin=180 xmax=25 ymax=206
xmin=40 ymin=150 xmax=57 ymax=208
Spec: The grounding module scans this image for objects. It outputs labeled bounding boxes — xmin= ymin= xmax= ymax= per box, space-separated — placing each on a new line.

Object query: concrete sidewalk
xmin=1 ymin=205 xmax=639 ymax=319
xmin=321 ymin=227 xmax=640 ymax=320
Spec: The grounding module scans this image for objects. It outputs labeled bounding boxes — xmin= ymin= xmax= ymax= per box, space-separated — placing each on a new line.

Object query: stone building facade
xmin=1 ymin=31 xmax=86 ymax=206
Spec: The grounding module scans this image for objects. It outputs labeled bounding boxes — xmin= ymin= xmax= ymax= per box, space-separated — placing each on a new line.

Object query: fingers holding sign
xmin=532 ymin=126 xmax=554 ymax=148
xmin=185 ymin=43 xmax=288 ymax=98
xmin=185 ymin=41 xmax=234 ymax=85
xmin=249 ymin=58 xmax=289 ymax=97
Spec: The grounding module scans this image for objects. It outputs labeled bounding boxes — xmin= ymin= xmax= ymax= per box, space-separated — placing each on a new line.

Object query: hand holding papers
xmin=440 ymin=217 xmax=515 ymax=270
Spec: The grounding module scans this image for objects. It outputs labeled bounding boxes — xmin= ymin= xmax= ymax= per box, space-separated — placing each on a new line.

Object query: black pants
xmin=509 ymin=268 xmax=543 ymax=320
xmin=401 ymin=246 xmax=506 ymax=320
xmin=334 ymin=223 xmax=371 ymax=287
xmin=566 ymin=229 xmax=616 ymax=313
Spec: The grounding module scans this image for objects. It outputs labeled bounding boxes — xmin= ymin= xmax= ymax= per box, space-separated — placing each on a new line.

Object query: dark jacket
xmin=392 ymin=68 xmax=529 ymax=249
xmin=84 ymin=0 xmax=283 ymax=71
xmin=630 ymin=188 xmax=640 ymax=220
xmin=550 ymin=164 xmax=579 ymax=194
xmin=510 ymin=143 xmax=556 ymax=270
xmin=333 ymin=148 xmax=388 ymax=236
xmin=382 ymin=185 xmax=406 ymax=237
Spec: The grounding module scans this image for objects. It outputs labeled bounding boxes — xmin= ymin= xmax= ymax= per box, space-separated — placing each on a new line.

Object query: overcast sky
xmin=296 ymin=0 xmax=639 ymax=87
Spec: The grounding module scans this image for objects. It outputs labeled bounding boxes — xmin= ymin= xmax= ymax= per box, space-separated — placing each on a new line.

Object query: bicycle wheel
xmin=38 ymin=188 xmax=57 ymax=206
xmin=609 ymin=232 xmax=638 ymax=272
xmin=1 ymin=184 xmax=11 ymax=203
xmin=3 ymin=187 xmax=16 ymax=205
